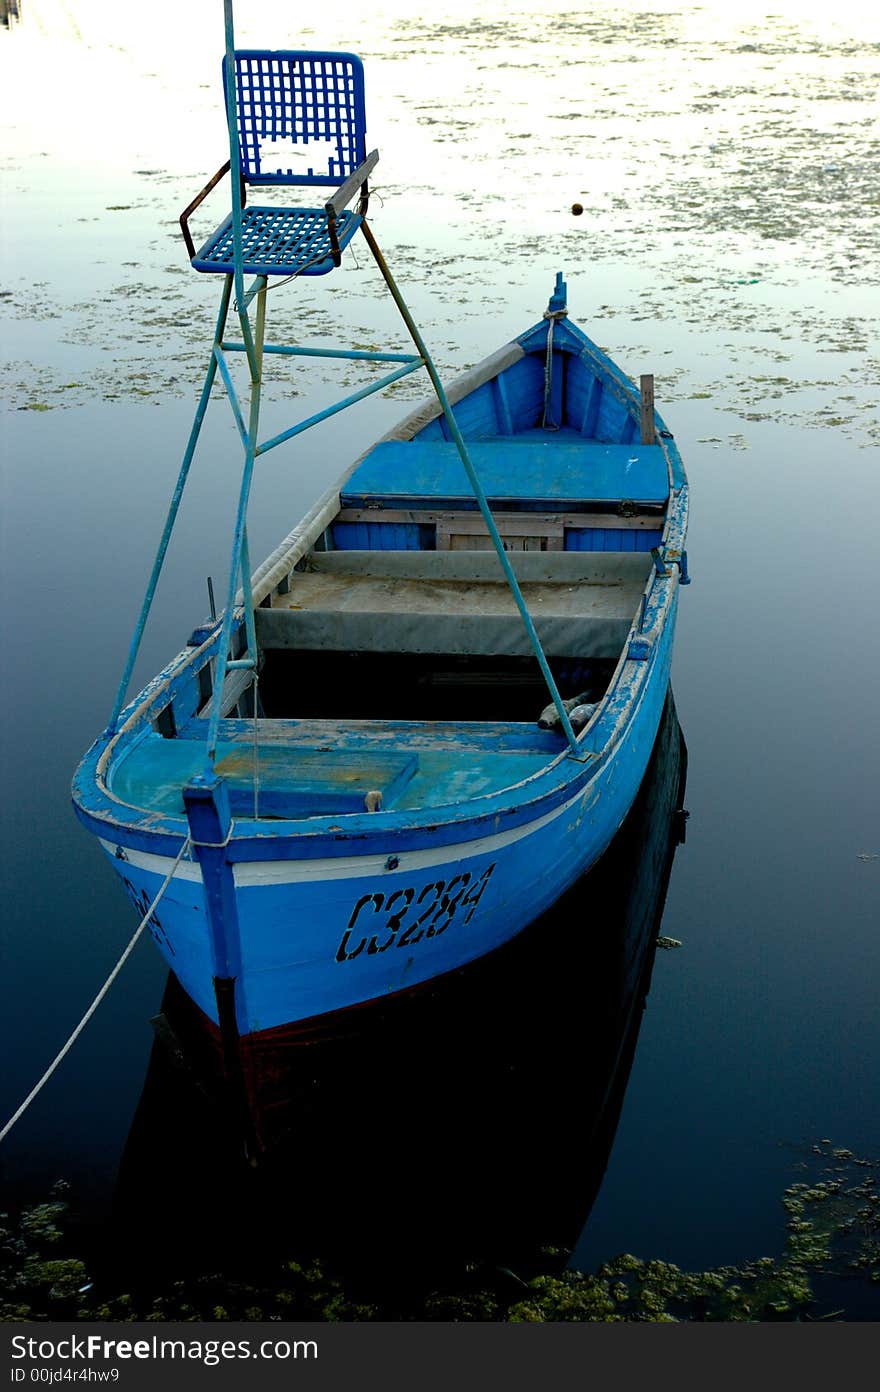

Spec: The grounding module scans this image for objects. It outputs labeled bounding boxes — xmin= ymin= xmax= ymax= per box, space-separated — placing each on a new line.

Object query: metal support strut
xmin=109 ymin=0 xmax=583 ymax=762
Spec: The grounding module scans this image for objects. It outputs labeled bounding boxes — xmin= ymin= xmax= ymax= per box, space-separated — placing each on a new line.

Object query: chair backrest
xmin=226 ymin=50 xmax=367 ymax=187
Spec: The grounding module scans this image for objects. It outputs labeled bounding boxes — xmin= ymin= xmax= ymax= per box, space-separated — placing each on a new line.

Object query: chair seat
xmin=191 ymin=206 xmax=361 ymax=277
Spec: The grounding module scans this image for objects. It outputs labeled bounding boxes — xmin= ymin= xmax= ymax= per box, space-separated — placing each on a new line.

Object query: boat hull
xmin=98 ymin=595 xmax=677 ymax=1036
xmin=73 ymin=290 xmax=689 ymax=1041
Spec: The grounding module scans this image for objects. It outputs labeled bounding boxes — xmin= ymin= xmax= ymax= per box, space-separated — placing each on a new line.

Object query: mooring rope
xmin=542 ymin=315 xmax=556 ymax=429
xmin=541 ymin=308 xmax=568 ymax=431
xmin=0 ymin=834 xmax=192 ymax=1145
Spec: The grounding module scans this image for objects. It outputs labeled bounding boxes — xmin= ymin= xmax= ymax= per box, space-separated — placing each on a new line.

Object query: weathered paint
xmin=92 ymin=601 xmax=675 ymax=1035
xmin=72 ymin=284 xmax=688 ymax=1036
xmin=339 ymin=438 xmax=670 ymax=511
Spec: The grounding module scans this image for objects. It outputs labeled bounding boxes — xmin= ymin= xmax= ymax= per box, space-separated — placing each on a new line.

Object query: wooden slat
xmin=178 ymin=716 xmax=565 ymax=756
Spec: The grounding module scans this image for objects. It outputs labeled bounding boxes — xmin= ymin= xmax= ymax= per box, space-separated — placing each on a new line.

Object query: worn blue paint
xmin=547 ymin=270 xmax=568 ymax=313
xmin=331 ymin=522 xmax=663 ymax=552
xmin=341 ymin=438 xmax=669 ymax=510
xmin=89 ymin=604 xmax=677 ymax=1035
xmin=565 ymin=527 xmax=663 ymax=552
xmin=109 ymin=731 xmax=554 ymax=819
xmin=74 ymin=243 xmax=688 ymax=1035
xmin=331 ymin=522 xmax=435 ymax=550
xmin=182 ymin=776 xmax=236 ymax=974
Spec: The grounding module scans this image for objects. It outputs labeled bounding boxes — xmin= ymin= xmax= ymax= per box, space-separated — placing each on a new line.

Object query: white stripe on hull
xmin=98 ymin=782 xmax=595 ymax=888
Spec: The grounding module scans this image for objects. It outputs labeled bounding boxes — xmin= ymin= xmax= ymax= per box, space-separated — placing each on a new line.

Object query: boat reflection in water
xmin=111 ymin=691 xmax=688 ymax=1305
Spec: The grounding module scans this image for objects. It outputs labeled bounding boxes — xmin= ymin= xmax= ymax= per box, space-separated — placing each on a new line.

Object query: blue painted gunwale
xmin=71 ymin=304 xmax=688 ymax=1034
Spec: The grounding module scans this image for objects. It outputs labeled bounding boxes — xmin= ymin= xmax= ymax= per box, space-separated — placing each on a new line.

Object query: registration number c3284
xmin=335 ymin=863 xmax=497 ymax=963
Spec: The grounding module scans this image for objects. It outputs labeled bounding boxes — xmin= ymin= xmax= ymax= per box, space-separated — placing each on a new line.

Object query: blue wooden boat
xmin=72 ymin=278 xmax=689 ymax=1043
xmin=71 ymin=15 xmax=688 ymax=1062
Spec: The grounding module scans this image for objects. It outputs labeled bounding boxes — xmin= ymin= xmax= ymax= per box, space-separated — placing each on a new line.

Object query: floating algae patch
xmin=2 ymin=4 xmax=878 ymax=445
xmin=503 ymin=1141 xmax=880 ymax=1323
xmin=2 ymin=1142 xmax=877 ymax=1322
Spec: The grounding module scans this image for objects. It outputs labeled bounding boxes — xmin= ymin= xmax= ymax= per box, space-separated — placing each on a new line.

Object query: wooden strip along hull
xmin=92 ymin=596 xmax=677 ymax=1037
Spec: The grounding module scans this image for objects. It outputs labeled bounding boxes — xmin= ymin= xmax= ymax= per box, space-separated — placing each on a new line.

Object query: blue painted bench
xmin=340 ymin=437 xmax=670 ymax=512
xmin=110 ymin=738 xmax=419 ymax=817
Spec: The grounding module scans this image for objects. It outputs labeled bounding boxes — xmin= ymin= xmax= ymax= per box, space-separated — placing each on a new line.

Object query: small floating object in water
xmin=571 ymin=202 xmax=584 ymax=216
xmin=656 ymin=936 xmax=682 ymax=950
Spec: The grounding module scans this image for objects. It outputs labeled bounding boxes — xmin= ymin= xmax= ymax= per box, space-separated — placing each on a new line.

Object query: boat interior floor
xmin=107 ymin=716 xmax=576 ymax=821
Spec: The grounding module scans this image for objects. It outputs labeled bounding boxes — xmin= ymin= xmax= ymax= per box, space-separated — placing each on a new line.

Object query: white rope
xmin=541 ymin=309 xmax=567 ymax=431
xmin=0 ymin=834 xmax=192 ymax=1145
xmin=542 ymin=315 xmax=558 ymax=430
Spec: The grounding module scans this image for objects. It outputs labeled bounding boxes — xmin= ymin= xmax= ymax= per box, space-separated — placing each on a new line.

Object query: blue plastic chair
xmin=180 ymin=50 xmax=378 ymax=277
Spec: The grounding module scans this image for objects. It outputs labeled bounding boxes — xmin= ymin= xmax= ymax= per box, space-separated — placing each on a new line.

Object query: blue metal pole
xmin=108 ymin=276 xmax=233 ymax=731
xmin=239 ymin=524 xmax=259 ymax=662
xmin=222 ymin=0 xmax=257 ymax=374
xmin=221 ymin=343 xmax=422 ymax=364
xmin=213 ymin=345 xmax=250 ymax=449
xmin=205 ymin=283 xmax=266 ymax=761
xmin=359 ymin=222 xmax=583 ymax=756
xmin=256 ymin=359 xmax=425 ymax=457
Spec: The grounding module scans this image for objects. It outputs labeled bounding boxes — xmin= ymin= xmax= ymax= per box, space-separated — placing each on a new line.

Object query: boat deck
xmin=107 ymin=718 xmax=568 ymax=820
xmin=257 ymin=550 xmax=652 ymax=659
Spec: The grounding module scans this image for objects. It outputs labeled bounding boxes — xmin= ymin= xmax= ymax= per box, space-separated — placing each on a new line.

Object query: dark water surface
xmin=1 ymin=0 xmax=878 ymax=1319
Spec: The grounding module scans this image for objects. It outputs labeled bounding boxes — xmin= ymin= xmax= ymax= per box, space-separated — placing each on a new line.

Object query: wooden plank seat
xmin=257 ymin=550 xmax=651 ymax=659
xmin=110 ymin=720 xmax=567 ymax=818
xmin=339 ymin=436 xmax=670 ymax=512
xmin=110 ymin=739 xmax=419 ymax=817
xmin=177 ymin=716 xmax=567 ymax=756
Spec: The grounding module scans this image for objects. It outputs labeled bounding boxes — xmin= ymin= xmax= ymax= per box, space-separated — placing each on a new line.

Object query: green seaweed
xmin=1 ymin=1142 xmax=877 ymax=1323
